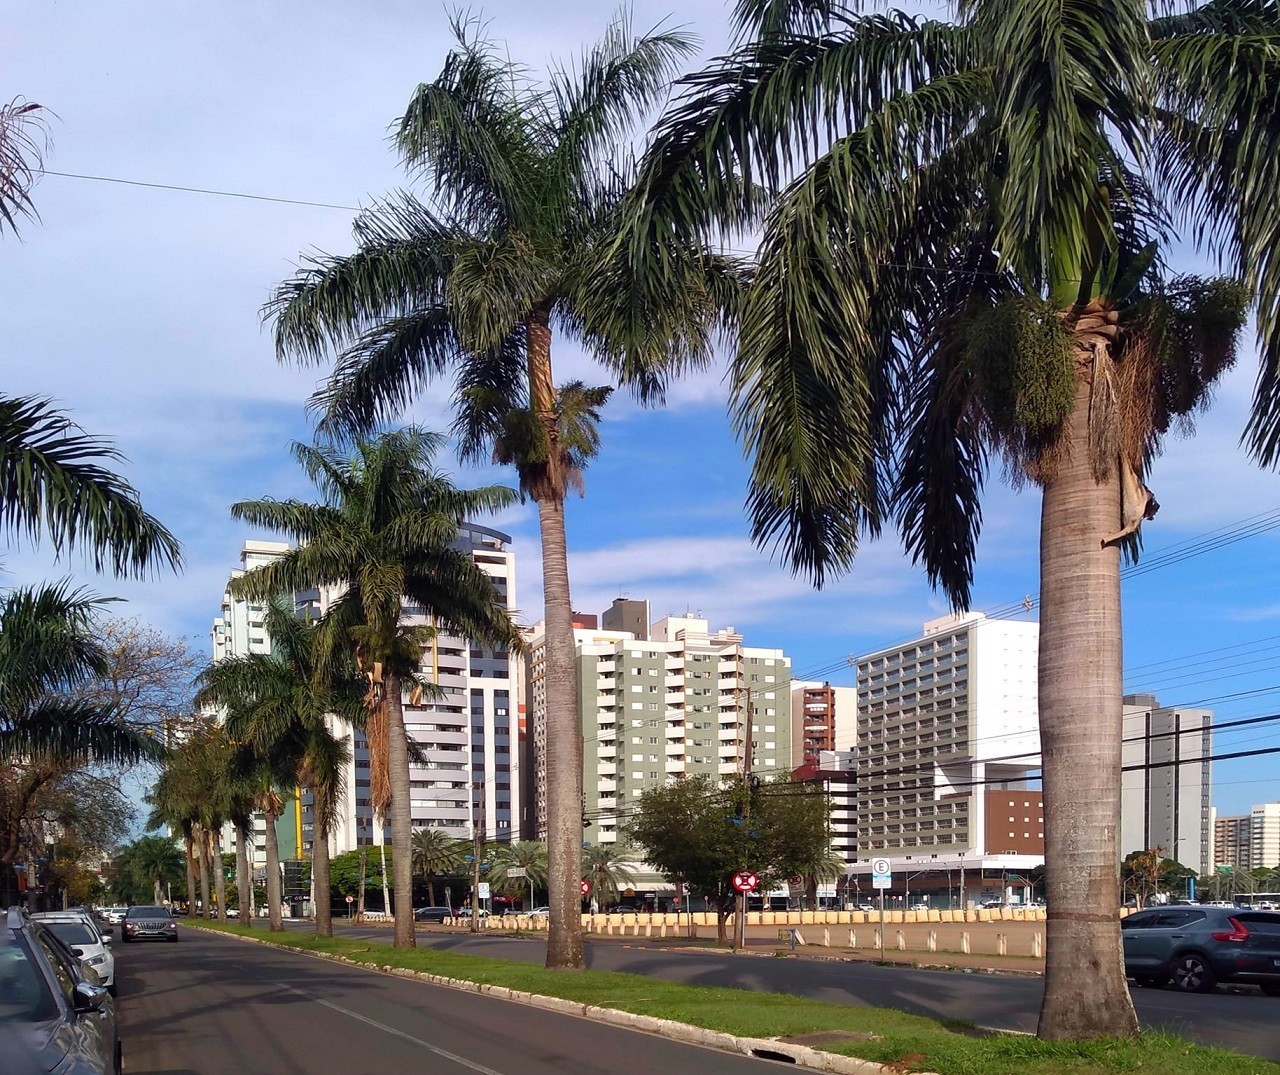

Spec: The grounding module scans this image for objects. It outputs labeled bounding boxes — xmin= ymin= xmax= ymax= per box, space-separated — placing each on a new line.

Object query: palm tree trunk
xmin=183 ymin=830 xmax=197 ymax=917
xmin=264 ymin=805 xmax=284 ymax=932
xmin=537 ymin=492 xmax=585 ymax=970
xmin=196 ymin=831 xmax=212 ymax=921
xmin=1036 ymin=371 xmax=1139 ymax=1039
xmin=313 ymin=802 xmax=333 ymax=938
xmin=427 ymin=875 xmax=436 ymax=907
xmin=212 ymin=830 xmax=227 ymax=922
xmin=385 ymin=670 xmax=416 ymax=948
xmin=236 ymin=820 xmax=252 ymax=925
xmin=153 ymin=875 xmax=163 ymax=905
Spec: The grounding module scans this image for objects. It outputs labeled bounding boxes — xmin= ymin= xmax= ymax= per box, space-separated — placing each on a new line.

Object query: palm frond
xmin=0 ymin=97 xmax=47 ymax=236
xmin=2 ymin=700 xmax=166 ymax=765
xmin=0 ymin=395 xmax=181 ymax=577
xmin=267 ymin=195 xmax=458 ymax=363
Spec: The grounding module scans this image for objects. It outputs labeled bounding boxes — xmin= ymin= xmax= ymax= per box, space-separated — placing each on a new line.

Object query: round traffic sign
xmin=787 ymin=875 xmax=803 ymax=886
xmin=871 ymin=857 xmax=891 ymax=875
xmin=732 ymin=871 xmax=760 ymax=893
xmin=344 ymin=895 xmax=355 ymax=904
xmin=580 ymin=880 xmax=591 ymax=895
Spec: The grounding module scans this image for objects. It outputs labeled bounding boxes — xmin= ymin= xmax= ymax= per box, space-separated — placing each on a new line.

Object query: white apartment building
xmin=1120 ymin=694 xmax=1213 ymax=875
xmin=849 ymin=612 xmax=1043 ymax=893
xmin=209 ymin=540 xmax=301 ymax=867
xmin=212 ymin=526 xmax=520 ymax=871
xmin=324 ymin=522 xmax=520 ymax=853
xmin=527 ymin=601 xmax=793 ymax=850
xmin=1252 ymin=802 xmax=1280 ymax=870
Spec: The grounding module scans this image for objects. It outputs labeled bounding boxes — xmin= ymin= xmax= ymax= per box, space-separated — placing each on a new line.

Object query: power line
xmin=39 ymin=168 xmax=361 ymax=213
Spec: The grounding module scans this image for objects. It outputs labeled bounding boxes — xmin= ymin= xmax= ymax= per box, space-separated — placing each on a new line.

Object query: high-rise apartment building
xmin=1120 ymin=694 xmax=1213 ymax=874
xmin=212 ymin=525 xmax=520 ymax=869
xmin=527 ymin=600 xmax=792 ymax=848
xmin=790 ymin=681 xmax=857 ymax=766
xmin=850 ymin=612 xmax=1043 ymax=887
xmin=209 ymin=540 xmax=305 ymax=868
xmin=790 ymin=750 xmax=857 ymax=866
xmin=1214 ymin=811 xmax=1252 ymax=869
xmin=324 ymin=522 xmax=520 ymax=853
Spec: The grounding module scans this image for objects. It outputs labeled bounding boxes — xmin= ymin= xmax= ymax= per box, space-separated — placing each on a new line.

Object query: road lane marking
xmin=284 ymin=986 xmax=507 ymax=1075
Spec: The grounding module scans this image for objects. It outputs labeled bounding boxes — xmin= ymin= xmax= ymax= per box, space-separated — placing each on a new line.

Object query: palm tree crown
xmin=619 ymin=0 xmax=1280 ymax=1041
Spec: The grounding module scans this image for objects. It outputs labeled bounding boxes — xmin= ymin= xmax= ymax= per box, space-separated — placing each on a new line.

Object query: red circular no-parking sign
xmin=344 ymin=895 xmax=355 ymax=904
xmin=580 ymin=880 xmax=591 ymax=895
xmin=731 ymin=871 xmax=760 ymax=893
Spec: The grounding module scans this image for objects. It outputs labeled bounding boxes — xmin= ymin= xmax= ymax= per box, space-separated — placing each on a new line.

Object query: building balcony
xmin=665 ymin=760 xmax=685 ymax=773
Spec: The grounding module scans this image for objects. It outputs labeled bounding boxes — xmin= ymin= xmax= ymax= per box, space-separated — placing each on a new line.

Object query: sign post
xmin=731 ymin=871 xmax=760 ymax=953
xmin=345 ymin=894 xmax=354 ymax=919
xmin=871 ymin=858 xmax=892 ymax=955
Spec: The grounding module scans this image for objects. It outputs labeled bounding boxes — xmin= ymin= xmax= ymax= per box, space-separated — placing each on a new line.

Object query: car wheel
xmin=114 ymin=1039 xmax=122 ymax=1075
xmin=1133 ymin=974 xmax=1167 ymax=989
xmin=107 ymin=982 xmax=116 ymax=997
xmin=1261 ymin=983 xmax=1280 ymax=997
xmin=168 ymin=935 xmax=179 ymax=942
xmin=1170 ymin=954 xmax=1217 ymax=993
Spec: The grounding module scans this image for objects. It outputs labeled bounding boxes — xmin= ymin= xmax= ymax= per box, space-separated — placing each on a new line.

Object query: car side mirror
xmin=101 ymin=936 xmax=111 ymax=945
xmin=72 ymin=981 xmax=109 ymax=1014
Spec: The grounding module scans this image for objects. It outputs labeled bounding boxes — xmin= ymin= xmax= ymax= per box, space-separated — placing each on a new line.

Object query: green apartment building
xmin=529 ymin=600 xmax=793 ymax=895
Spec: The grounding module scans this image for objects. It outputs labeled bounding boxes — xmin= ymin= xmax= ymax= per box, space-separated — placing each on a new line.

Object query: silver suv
xmin=1122 ymin=906 xmax=1280 ymax=993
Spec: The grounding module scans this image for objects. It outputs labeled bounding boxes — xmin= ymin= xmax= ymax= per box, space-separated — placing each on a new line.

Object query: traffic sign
xmin=508 ymin=866 xmax=527 ymax=879
xmin=581 ymin=880 xmax=591 ymax=895
xmin=344 ymin=895 xmax=355 ymax=904
xmin=478 ymin=883 xmax=490 ymax=900
xmin=732 ymin=871 xmax=760 ymax=893
xmin=871 ymin=857 xmax=892 ymax=891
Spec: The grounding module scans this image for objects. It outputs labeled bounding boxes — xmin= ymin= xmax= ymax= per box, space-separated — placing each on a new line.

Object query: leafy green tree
xmin=266 ymin=14 xmax=738 ymax=969
xmin=582 ymin=843 xmax=637 ymax=910
xmin=619 ymin=0 xmax=1280 ymax=1038
xmin=628 ymin=775 xmax=829 ymax=945
xmin=195 ymin=602 xmax=363 ymax=937
xmin=227 ymin=431 xmax=518 ymax=947
xmin=410 ymin=829 xmax=467 ymax=908
xmin=113 ymin=835 xmax=185 ymax=906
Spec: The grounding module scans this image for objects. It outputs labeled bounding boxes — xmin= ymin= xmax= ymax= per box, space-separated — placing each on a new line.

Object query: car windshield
xmin=43 ymin=923 xmax=97 ymax=947
xmin=125 ymin=906 xmax=170 ymax=918
xmin=0 ymin=938 xmax=57 ymax=1024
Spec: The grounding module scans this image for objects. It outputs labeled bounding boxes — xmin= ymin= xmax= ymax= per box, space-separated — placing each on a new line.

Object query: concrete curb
xmin=196 ymin=925 xmax=935 ymax=1075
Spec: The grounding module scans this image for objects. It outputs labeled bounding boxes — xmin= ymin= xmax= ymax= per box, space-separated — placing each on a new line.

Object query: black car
xmin=0 ymin=906 xmax=121 ymax=1074
xmin=413 ymin=906 xmax=453 ymax=922
xmin=1122 ymin=906 xmax=1280 ymax=993
xmin=120 ymin=905 xmax=178 ymax=943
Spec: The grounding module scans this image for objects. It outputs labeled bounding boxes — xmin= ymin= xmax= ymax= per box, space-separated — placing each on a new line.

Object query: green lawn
xmin=184 ymin=920 xmax=1280 ymax=1075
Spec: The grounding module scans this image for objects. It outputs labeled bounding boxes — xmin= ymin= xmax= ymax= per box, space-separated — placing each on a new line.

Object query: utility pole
xmin=734 ymin=676 xmax=754 ymax=953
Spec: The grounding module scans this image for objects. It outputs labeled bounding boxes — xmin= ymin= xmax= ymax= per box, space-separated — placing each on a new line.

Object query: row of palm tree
xmin=258 ymin=0 xmax=1280 ymax=1039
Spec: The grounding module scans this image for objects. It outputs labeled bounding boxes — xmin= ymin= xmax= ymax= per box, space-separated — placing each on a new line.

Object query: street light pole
xmin=958 ymin=851 xmax=966 ymax=913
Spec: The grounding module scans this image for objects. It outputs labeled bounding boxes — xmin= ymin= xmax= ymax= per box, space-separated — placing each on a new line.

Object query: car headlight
xmin=84 ymin=954 xmax=107 ymax=967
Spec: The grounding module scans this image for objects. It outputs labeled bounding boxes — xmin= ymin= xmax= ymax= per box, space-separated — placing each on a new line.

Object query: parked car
xmin=30 ymin=913 xmax=115 ymax=995
xmin=0 ymin=906 xmax=121 ymax=1074
xmin=96 ymin=908 xmax=127 ymax=928
xmin=412 ymin=907 xmax=453 ymax=923
xmin=1122 ymin=906 xmax=1280 ymax=993
xmin=526 ymin=907 xmax=550 ymax=916
xmin=120 ymin=905 xmax=178 ymax=943
xmin=453 ymin=907 xmax=490 ymax=918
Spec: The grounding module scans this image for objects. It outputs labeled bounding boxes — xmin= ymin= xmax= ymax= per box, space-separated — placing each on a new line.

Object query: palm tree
xmin=195 ymin=604 xmax=362 ymax=937
xmin=487 ymin=841 xmax=549 ymax=909
xmin=410 ymin=828 xmax=466 ymax=908
xmin=226 ymin=430 xmax=519 ymax=947
xmin=0 ymin=583 xmax=165 ymax=768
xmin=1 ymin=96 xmax=45 ymax=235
xmin=266 ymin=15 xmax=741 ymax=969
xmin=618 ymin=0 xmax=1280 ymax=1038
xmin=582 ymin=843 xmax=637 ymax=910
xmin=114 ymin=835 xmax=185 ymax=906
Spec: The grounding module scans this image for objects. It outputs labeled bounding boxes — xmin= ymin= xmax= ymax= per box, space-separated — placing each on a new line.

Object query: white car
xmin=31 ymin=911 xmax=115 ymax=994
xmin=98 ymin=905 xmax=128 ymax=927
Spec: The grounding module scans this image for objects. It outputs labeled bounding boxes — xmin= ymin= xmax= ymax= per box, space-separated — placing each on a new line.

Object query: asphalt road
xmin=113 ymin=926 xmax=792 ymax=1075
xmin=304 ymin=922 xmax=1280 ymax=1062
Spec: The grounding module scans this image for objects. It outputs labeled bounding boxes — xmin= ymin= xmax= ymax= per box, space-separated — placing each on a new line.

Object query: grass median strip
xmin=186 ymin=920 xmax=1279 ymax=1075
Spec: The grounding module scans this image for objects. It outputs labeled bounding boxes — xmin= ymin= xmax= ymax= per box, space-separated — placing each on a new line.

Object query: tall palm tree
xmin=226 ymin=430 xmax=519 ymax=947
xmin=1 ymin=96 xmax=45 ymax=235
xmin=195 ymin=604 xmax=362 ymax=937
xmin=410 ymin=828 xmax=466 ymax=908
xmin=266 ymin=15 xmax=742 ymax=969
xmin=582 ymin=843 xmax=636 ymax=909
xmin=619 ymin=0 xmax=1280 ymax=1038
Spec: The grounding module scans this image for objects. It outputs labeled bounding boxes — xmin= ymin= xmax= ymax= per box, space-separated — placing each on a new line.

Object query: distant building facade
xmin=1120 ymin=694 xmax=1213 ymax=876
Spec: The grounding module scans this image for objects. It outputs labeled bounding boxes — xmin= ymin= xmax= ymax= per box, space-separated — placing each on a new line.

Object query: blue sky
xmin=5 ymin=1 xmax=1280 ymax=820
